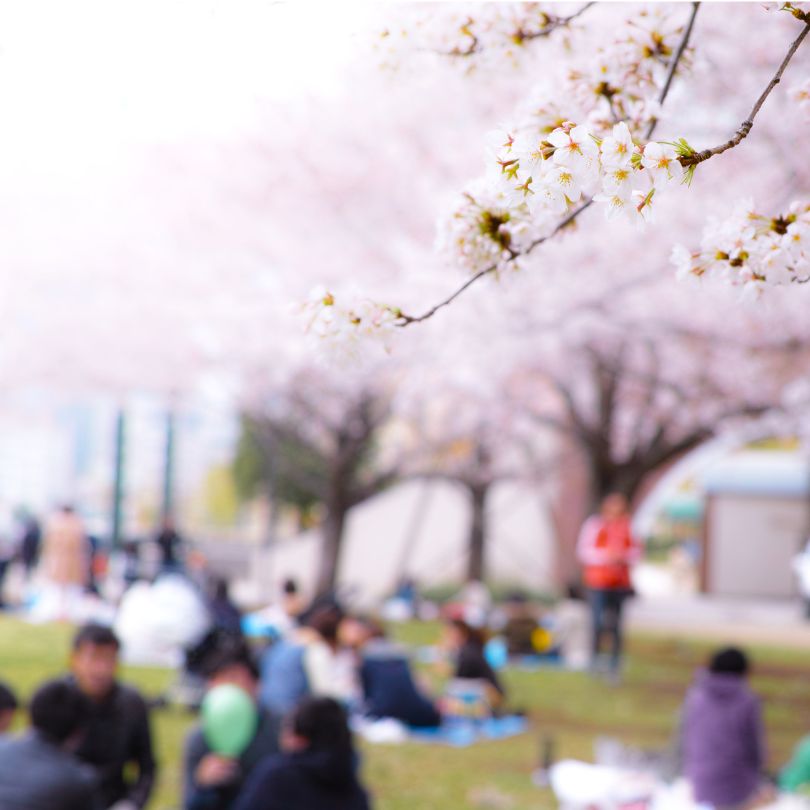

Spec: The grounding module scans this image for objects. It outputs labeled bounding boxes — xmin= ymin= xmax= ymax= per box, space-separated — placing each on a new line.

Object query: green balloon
xmin=201 ymin=684 xmax=258 ymax=757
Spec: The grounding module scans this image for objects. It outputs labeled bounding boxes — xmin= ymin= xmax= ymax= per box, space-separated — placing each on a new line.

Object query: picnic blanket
xmin=353 ymin=715 xmax=529 ymax=747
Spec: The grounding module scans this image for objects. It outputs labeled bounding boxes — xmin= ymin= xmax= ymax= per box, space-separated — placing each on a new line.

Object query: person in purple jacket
xmin=680 ymin=647 xmax=773 ymax=809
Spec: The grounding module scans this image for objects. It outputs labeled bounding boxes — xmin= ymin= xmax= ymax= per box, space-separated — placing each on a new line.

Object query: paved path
xmin=627 ymin=595 xmax=810 ymax=648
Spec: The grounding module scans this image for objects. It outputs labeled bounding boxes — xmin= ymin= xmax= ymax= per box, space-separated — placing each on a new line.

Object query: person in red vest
xmin=576 ymin=493 xmax=641 ymax=680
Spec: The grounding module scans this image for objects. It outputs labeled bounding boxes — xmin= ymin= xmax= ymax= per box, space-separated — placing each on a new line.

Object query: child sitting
xmin=679 ymin=646 xmax=774 ymax=809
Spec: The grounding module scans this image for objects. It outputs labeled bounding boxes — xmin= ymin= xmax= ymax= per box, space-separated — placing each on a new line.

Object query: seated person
xmin=0 ymin=679 xmax=100 ymax=810
xmin=0 ymin=681 xmax=18 ymax=733
xmin=69 ymin=623 xmax=157 ymax=810
xmin=184 ymin=639 xmax=281 ymax=810
xmin=679 ymin=647 xmax=773 ymax=809
xmin=343 ymin=617 xmax=440 ymax=728
xmin=553 ymin=584 xmax=591 ymax=670
xmin=780 ymin=734 xmax=810 ymax=793
xmin=259 ymin=602 xmax=356 ymax=715
xmin=500 ymin=592 xmax=539 ymax=657
xmin=232 ymin=697 xmax=371 ymax=810
xmin=206 ymin=578 xmax=243 ymax=635
xmin=280 ymin=578 xmax=305 ymax=624
xmin=440 ymin=618 xmax=505 ymax=709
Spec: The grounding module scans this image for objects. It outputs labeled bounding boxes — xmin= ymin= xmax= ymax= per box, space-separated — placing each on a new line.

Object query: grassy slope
xmin=1 ymin=616 xmax=809 ymax=809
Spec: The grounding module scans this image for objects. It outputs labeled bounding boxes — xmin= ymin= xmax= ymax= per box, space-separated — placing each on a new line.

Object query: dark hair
xmin=305 ymin=604 xmax=344 ymax=644
xmin=73 ymin=623 xmax=120 ymax=652
xmin=283 ymin=578 xmax=298 ymax=595
xmin=291 ymin=697 xmax=352 ymax=752
xmin=0 ymin=682 xmax=18 ymax=712
xmin=200 ymin=636 xmax=259 ymax=681
xmin=709 ymin=647 xmax=749 ymax=677
xmin=449 ymin=618 xmax=485 ymax=649
xmin=30 ymin=680 xmax=90 ymax=743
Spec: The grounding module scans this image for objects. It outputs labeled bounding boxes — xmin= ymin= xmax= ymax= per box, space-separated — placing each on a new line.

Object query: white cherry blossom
xmin=641 ymin=141 xmax=680 ymax=184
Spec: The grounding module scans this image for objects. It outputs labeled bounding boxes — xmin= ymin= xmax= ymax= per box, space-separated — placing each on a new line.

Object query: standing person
xmin=679 ymin=647 xmax=773 ymax=809
xmin=183 ymin=641 xmax=281 ymax=810
xmin=576 ymin=492 xmax=641 ymax=679
xmin=0 ymin=679 xmax=101 ymax=810
xmin=155 ymin=517 xmax=183 ymax=574
xmin=41 ymin=505 xmax=89 ymax=618
xmin=232 ymin=697 xmax=371 ymax=810
xmin=0 ymin=529 xmax=14 ymax=609
xmin=18 ymin=511 xmax=42 ymax=582
xmin=69 ymin=623 xmax=157 ymax=810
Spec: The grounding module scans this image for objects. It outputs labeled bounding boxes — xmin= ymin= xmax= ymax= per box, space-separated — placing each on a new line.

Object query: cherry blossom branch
xmin=441 ymin=3 xmax=595 ymax=58
xmin=397 ymin=5 xmax=699 ymax=327
xmin=396 ymin=200 xmax=592 ymax=325
xmin=680 ymin=19 xmax=810 ymax=168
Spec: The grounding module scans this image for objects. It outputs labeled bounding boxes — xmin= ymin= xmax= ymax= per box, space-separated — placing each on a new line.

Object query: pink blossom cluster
xmin=302 ymin=287 xmax=400 ymax=363
xmin=671 ymin=199 xmax=810 ymax=294
xmin=438 ymin=6 xmax=694 ymax=275
xmin=435 ymin=180 xmax=539 ymax=276
xmin=375 ymin=3 xmax=589 ymax=71
xmin=443 ymin=120 xmax=685 ymax=275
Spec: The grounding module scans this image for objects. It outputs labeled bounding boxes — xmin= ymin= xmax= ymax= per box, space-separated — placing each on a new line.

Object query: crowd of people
xmin=0 ymin=566 xmax=528 ymax=810
xmin=3 ymin=611 xmax=809 ymax=809
xmin=1 ymin=492 xmax=809 ymax=809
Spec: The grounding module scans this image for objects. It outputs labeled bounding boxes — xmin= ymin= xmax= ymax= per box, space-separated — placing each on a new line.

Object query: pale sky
xmin=0 ymin=1 xmax=373 ymax=185
xmin=0 ymin=1 xmax=382 ymax=395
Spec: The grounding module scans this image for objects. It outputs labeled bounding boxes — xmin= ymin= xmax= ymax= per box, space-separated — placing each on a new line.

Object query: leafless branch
xmin=644 ymin=1 xmax=700 ymax=139
xmin=680 ymin=20 xmax=810 ymax=168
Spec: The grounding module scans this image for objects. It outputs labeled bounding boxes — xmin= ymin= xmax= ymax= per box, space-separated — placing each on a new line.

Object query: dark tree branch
xmin=644 ymin=2 xmax=701 ymax=139
xmin=680 ymin=20 xmax=810 ymax=167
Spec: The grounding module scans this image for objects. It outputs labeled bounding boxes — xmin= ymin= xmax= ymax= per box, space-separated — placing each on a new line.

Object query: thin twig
xmin=398 ymin=5 xmax=699 ymax=327
xmin=680 ymin=20 xmax=810 ymax=167
xmin=397 ymin=199 xmax=596 ymax=325
xmin=441 ymin=3 xmax=595 ymax=58
xmin=645 ymin=1 xmax=700 ymax=140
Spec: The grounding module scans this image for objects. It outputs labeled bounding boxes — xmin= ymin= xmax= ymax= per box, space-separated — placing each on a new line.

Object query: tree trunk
xmin=316 ymin=508 xmax=346 ymax=596
xmin=466 ymin=484 xmax=489 ymax=582
xmin=589 ymin=460 xmax=647 ymax=513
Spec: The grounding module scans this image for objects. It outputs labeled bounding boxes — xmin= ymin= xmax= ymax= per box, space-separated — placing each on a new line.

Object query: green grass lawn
xmin=2 ymin=615 xmax=809 ymax=809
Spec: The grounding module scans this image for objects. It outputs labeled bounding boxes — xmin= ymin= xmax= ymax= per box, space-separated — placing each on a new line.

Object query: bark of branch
xmin=680 ymin=20 xmax=810 ymax=168
xmin=644 ymin=2 xmax=701 ymax=139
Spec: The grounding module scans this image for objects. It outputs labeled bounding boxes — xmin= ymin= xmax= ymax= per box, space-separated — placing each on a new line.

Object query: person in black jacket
xmin=183 ymin=639 xmax=281 ymax=810
xmin=69 ymin=623 xmax=156 ymax=810
xmin=232 ymin=697 xmax=371 ymax=810
xmin=0 ymin=679 xmax=101 ymax=810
